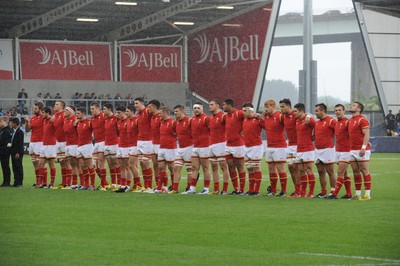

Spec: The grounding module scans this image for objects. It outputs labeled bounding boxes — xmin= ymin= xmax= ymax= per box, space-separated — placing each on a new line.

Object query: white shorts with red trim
xmin=265 ymin=147 xmax=287 ymax=163
xmin=118 ymin=147 xmax=130 ymax=158
xmin=335 ymin=151 xmax=350 ymax=163
xmin=245 ymin=144 xmax=264 ymax=161
xmin=176 ymin=146 xmax=193 ymax=163
xmin=315 ymin=147 xmax=336 ymax=164
xmin=350 ymin=150 xmax=371 ymax=162
xmin=65 ymin=145 xmax=78 ymax=157
xmin=28 ymin=142 xmax=42 ymax=156
xmin=104 ymin=144 xmax=118 ymax=157
xmin=158 ymin=148 xmax=176 ymax=162
xmin=295 ymin=150 xmax=315 ymax=164
xmin=225 ymin=145 xmax=245 ymax=159
xmin=209 ymin=142 xmax=227 ymax=161
xmin=129 ymin=146 xmax=138 ymax=156
xmin=40 ymin=145 xmax=57 ymax=159
xmin=93 ymin=141 xmax=105 ymax=154
xmin=56 ymin=141 xmax=66 ymax=155
xmin=77 ymin=144 xmax=93 ymax=159
xmin=137 ymin=140 xmax=153 ymax=155
xmin=192 ymin=147 xmax=210 ymax=159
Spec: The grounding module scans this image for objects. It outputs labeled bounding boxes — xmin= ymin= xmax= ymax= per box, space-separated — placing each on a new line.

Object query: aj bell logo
xmin=194 ymin=32 xmax=260 ymax=67
xmin=124 ymin=49 xmax=178 ymax=70
xmin=35 ymin=46 xmax=94 ymax=68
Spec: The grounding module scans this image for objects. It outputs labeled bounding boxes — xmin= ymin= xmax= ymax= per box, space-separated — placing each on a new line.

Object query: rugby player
xmin=348 ymin=101 xmax=372 ymax=200
xmin=62 ymin=105 xmax=79 ymax=189
xmin=148 ymin=100 xmax=161 ymax=190
xmin=52 ymin=100 xmax=68 ymax=189
xmin=126 ymin=105 xmax=143 ymax=191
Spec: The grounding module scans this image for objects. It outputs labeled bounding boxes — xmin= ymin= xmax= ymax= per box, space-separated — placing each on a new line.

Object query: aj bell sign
xmin=19 ymin=41 xmax=112 ymax=80
xmin=120 ymin=45 xmax=182 ymax=82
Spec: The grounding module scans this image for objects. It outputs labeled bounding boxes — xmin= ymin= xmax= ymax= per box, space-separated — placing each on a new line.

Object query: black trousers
xmin=0 ymin=154 xmax=11 ymax=185
xmin=11 ymin=154 xmax=23 ymax=186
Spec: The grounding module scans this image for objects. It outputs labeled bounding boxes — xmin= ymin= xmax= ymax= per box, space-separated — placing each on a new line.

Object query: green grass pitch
xmin=0 ymin=153 xmax=399 ymax=265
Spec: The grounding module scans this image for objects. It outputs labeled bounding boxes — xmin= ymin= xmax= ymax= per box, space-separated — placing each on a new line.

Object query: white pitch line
xmin=299 ymin=252 xmax=400 ymax=264
xmin=372 ymin=158 xmax=400 ymax=160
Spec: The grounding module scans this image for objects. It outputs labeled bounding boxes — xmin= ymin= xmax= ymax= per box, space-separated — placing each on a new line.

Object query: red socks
xmin=239 ymin=172 xmax=246 ymax=192
xmin=279 ymin=172 xmax=287 ymax=193
xmin=269 ymin=172 xmax=278 ymax=193
xmin=308 ymin=174 xmax=316 ymax=196
xmin=230 ymin=171 xmax=239 ymax=192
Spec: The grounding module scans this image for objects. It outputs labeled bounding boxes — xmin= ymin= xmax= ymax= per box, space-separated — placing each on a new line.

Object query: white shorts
xmin=77 ymin=144 xmax=94 ymax=159
xmin=129 ymin=146 xmax=138 ymax=156
xmin=176 ymin=146 xmax=193 ymax=163
xmin=295 ymin=150 xmax=315 ymax=163
xmin=118 ymin=147 xmax=130 ymax=158
xmin=56 ymin=141 xmax=66 ymax=155
xmin=152 ymin=144 xmax=160 ymax=155
xmin=137 ymin=140 xmax=153 ymax=155
xmin=158 ymin=148 xmax=176 ymax=162
xmin=104 ymin=144 xmax=118 ymax=157
xmin=286 ymin=145 xmax=297 ymax=158
xmin=93 ymin=141 xmax=105 ymax=154
xmin=335 ymin=151 xmax=350 ymax=163
xmin=28 ymin=142 xmax=42 ymax=156
xmin=225 ymin=145 xmax=246 ymax=159
xmin=315 ymin=147 xmax=336 ymax=164
xmin=265 ymin=147 xmax=287 ymax=163
xmin=209 ymin=142 xmax=227 ymax=161
xmin=349 ymin=150 xmax=371 ymax=162
xmin=65 ymin=145 xmax=78 ymax=157
xmin=192 ymin=147 xmax=210 ymax=159
xmin=40 ymin=145 xmax=57 ymax=159
xmin=245 ymin=145 xmax=264 ymax=161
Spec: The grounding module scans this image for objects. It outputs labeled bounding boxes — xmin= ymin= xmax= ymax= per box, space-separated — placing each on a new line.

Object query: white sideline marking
xmin=299 ymin=252 xmax=400 ymax=264
xmin=372 ymin=158 xmax=400 ymax=160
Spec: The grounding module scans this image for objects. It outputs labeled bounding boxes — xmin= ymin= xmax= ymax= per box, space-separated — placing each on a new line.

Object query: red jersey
xmin=127 ymin=117 xmax=138 ymax=147
xmin=104 ymin=114 xmax=119 ymax=145
xmin=264 ymin=111 xmax=287 ymax=148
xmin=53 ymin=111 xmax=66 ymax=142
xmin=348 ymin=114 xmax=370 ymax=150
xmin=314 ymin=116 xmax=336 ymax=149
xmin=91 ymin=113 xmax=105 ymax=143
xmin=42 ymin=117 xmax=56 ymax=145
xmin=296 ymin=116 xmax=316 ymax=152
xmin=225 ymin=109 xmax=244 ymax=147
xmin=77 ymin=119 xmax=93 ymax=146
xmin=63 ymin=116 xmax=78 ymax=146
xmin=209 ymin=112 xmax=226 ymax=144
xmin=137 ymin=107 xmax=152 ymax=141
xmin=117 ymin=118 xmax=130 ymax=148
xmin=190 ymin=113 xmax=210 ymax=148
xmin=243 ymin=116 xmax=264 ymax=147
xmin=283 ymin=111 xmax=297 ymax=146
xmin=335 ymin=117 xmax=350 ymax=152
xmin=29 ymin=115 xmax=43 ymax=142
xmin=151 ymin=112 xmax=161 ymax=145
xmin=160 ymin=118 xmax=177 ymax=149
xmin=176 ymin=116 xmax=193 ymax=148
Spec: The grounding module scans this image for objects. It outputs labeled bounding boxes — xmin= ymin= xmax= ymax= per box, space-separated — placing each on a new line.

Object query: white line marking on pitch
xmin=299 ymin=252 xmax=400 ymax=265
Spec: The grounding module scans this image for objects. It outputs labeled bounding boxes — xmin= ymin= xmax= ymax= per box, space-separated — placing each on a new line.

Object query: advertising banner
xmin=0 ymin=39 xmax=14 ymax=80
xmin=188 ymin=5 xmax=272 ymax=106
xmin=19 ymin=40 xmax=112 ymax=80
xmin=120 ymin=44 xmax=182 ymax=82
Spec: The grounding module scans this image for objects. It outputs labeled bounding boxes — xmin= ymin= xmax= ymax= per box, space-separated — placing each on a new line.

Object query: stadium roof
xmin=356 ymin=0 xmax=400 ymax=18
xmin=0 ymin=0 xmax=273 ymax=44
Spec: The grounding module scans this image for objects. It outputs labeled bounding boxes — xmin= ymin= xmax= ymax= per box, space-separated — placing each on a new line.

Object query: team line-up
xmin=23 ymin=97 xmax=372 ymax=200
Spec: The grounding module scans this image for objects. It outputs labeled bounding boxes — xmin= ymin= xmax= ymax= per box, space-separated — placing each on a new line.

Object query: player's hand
xmin=73 ymin=120 xmax=78 ymax=126
xmin=254 ymin=113 xmax=262 ymax=119
xmin=359 ymin=149 xmax=366 ymax=157
xmin=50 ymin=115 xmax=55 ymax=122
xmin=15 ymin=153 xmax=20 ymax=159
xmin=23 ymin=115 xmax=29 ymax=121
xmin=304 ymin=115 xmax=311 ymax=124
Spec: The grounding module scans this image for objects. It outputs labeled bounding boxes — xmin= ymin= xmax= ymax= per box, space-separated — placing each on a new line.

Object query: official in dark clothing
xmin=10 ymin=117 xmax=25 ymax=187
xmin=0 ymin=116 xmax=12 ymax=187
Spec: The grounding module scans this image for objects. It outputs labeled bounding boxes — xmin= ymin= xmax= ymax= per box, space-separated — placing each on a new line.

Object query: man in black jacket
xmin=0 ymin=116 xmax=12 ymax=187
xmin=10 ymin=117 xmax=25 ymax=187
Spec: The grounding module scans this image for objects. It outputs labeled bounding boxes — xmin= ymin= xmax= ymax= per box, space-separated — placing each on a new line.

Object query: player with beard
xmin=103 ymin=103 xmax=121 ymax=190
xmin=313 ymin=103 xmax=337 ymax=198
xmin=183 ymin=102 xmax=211 ymax=194
xmin=148 ymin=100 xmax=162 ymax=192
xmin=263 ymin=99 xmax=288 ymax=197
xmin=114 ymin=106 xmax=131 ymax=192
xmin=327 ymin=104 xmax=352 ymax=199
xmin=90 ymin=102 xmax=109 ymax=190
xmin=348 ymin=101 xmax=372 ymax=200
xmin=208 ymin=100 xmax=230 ymax=195
xmin=279 ymin=98 xmax=301 ymax=196
xmin=170 ymin=105 xmax=194 ymax=194
xmin=24 ymin=101 xmax=45 ymax=188
xmin=62 ymin=105 xmax=79 ymax=189
xmin=293 ymin=103 xmax=317 ymax=198
xmin=134 ymin=97 xmax=154 ymax=192
xmin=222 ymin=98 xmax=246 ymax=194
xmin=242 ymin=103 xmax=264 ymax=196
xmin=52 ymin=100 xmax=68 ymax=189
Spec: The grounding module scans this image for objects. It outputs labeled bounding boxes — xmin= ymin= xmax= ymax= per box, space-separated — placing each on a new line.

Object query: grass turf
xmin=0 ymin=153 xmax=399 ymax=265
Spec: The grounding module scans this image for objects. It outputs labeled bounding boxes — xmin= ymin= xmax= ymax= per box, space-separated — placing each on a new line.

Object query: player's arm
xmin=360 ymin=127 xmax=370 ymax=157
xmin=24 ymin=115 xmax=32 ymax=132
xmin=329 ymin=119 xmax=337 ymax=129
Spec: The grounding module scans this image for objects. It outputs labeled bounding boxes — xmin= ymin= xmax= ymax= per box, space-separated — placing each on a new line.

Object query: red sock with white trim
xmin=50 ymin=168 xmax=56 ymax=186
xmin=333 ymin=177 xmax=344 ymax=196
xmin=279 ymin=172 xmax=288 ymax=193
xmin=269 ymin=172 xmax=278 ymax=193
xmin=308 ymin=174 xmax=316 ymax=196
xmin=239 ymin=172 xmax=246 ymax=192
xmin=344 ymin=176 xmax=352 ymax=196
xmin=300 ymin=175 xmax=308 ymax=196
xmin=230 ymin=171 xmax=239 ymax=192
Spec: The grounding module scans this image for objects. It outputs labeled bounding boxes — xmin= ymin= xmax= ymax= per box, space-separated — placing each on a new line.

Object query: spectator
xmin=125 ymin=93 xmax=133 ymax=106
xmin=17 ymin=88 xmax=28 ymax=114
xmin=396 ymin=110 xmax=400 ymax=127
xmin=54 ymin=93 xmax=62 ymax=99
xmin=36 ymin=93 xmax=43 ymax=103
xmin=0 ymin=116 xmax=12 ymax=187
xmin=72 ymin=92 xmax=80 ymax=106
xmin=44 ymin=93 xmax=52 ymax=107
xmin=385 ymin=110 xmax=396 ymax=136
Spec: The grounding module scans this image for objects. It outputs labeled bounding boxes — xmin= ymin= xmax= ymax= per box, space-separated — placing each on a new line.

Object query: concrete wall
xmin=0 ymin=80 xmax=188 ymax=111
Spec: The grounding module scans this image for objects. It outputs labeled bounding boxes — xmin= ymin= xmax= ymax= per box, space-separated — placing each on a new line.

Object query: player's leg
xmin=199 ymin=157 xmax=211 ymax=194
xmin=325 ymin=163 xmax=336 ymax=195
xmin=305 ymin=162 xmax=315 ymax=198
xmin=210 ymin=159 xmax=220 ymax=193
xmin=359 ymin=160 xmax=371 ymax=199
xmin=275 ymin=162 xmax=288 ymax=196
xmin=316 ymin=162 xmax=327 ymax=197
xmin=218 ymin=158 xmax=230 ymax=195
xmin=266 ymin=162 xmax=278 ymax=196
xmin=234 ymin=157 xmax=245 ymax=193
xmin=184 ymin=155 xmax=199 ymax=194
xmin=129 ymin=155 xmax=142 ymax=191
